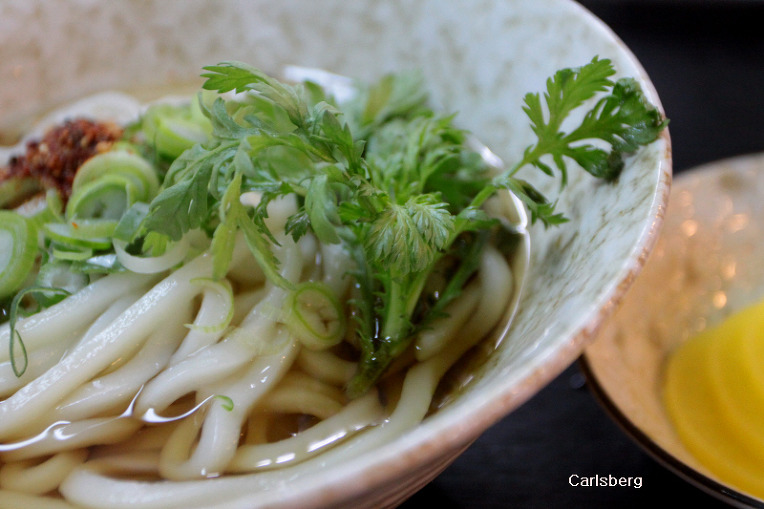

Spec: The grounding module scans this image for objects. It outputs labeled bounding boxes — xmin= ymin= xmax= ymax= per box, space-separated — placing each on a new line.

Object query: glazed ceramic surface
xmin=583 ymin=153 xmax=764 ymax=509
xmin=0 ymin=1 xmax=670 ymax=507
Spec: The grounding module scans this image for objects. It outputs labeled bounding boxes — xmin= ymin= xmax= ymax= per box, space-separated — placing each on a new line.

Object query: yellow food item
xmin=664 ymin=297 xmax=764 ymax=499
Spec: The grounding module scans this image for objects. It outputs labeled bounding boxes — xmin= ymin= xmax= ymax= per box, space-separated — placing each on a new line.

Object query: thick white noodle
xmin=52 ymin=306 xmax=193 ymax=422
xmin=225 ymin=253 xmax=265 ymax=288
xmin=169 ymin=280 xmax=235 ymax=363
xmin=0 ymin=489 xmax=77 ymax=509
xmin=158 ymin=338 xmax=298 ymax=480
xmin=318 ymin=241 xmax=353 ymax=297
xmin=1 ymin=416 xmax=142 ymax=462
xmin=229 ymin=288 xmax=267 ymax=326
xmin=414 ymin=281 xmax=481 ymax=361
xmin=83 ymin=451 xmax=161 ymax=478
xmin=0 ymin=449 xmax=87 ymax=495
xmin=133 ymin=337 xmax=255 ymax=416
xmin=132 ymin=235 xmax=303 ymax=418
xmin=0 ymin=254 xmax=214 ymax=440
xmin=89 ymin=418 xmax=181 ymax=459
xmin=296 ymin=349 xmax=357 ymax=386
xmin=227 ymin=389 xmax=384 ymax=472
xmin=452 ymin=244 xmax=514 ymax=351
xmin=258 ymin=373 xmax=345 ymax=420
xmin=0 ymin=338 xmax=72 ymax=399
xmin=56 ymin=243 xmax=514 ymax=509
xmin=0 ymin=272 xmax=158 ymax=363
xmin=272 ymin=371 xmax=347 ymax=402
xmin=157 ymin=236 xmax=307 ymax=480
xmin=0 ymin=290 xmax=143 ymax=399
xmin=221 ymin=230 xmax=266 ymax=290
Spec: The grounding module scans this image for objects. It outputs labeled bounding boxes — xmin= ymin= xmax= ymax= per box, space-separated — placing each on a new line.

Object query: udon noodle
xmin=0 ymin=82 xmax=520 ymax=506
xmin=0 ymin=209 xmax=514 ymax=508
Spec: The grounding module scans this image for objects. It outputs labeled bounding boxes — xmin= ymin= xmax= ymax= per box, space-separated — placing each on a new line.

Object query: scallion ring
xmin=113 ymin=235 xmax=190 ymax=274
xmin=283 ymin=281 xmax=346 ymax=350
xmin=0 ymin=211 xmax=39 ymax=299
xmin=8 ymin=286 xmax=71 ymax=377
xmin=34 ymin=261 xmax=89 ymax=306
xmin=71 ymin=150 xmax=160 ymax=202
xmin=185 ymin=278 xmax=235 ymax=334
xmin=142 ymin=99 xmax=212 ymax=159
xmin=50 ymin=243 xmax=95 ymax=262
xmin=43 ymin=222 xmax=112 ymax=251
xmin=65 ymin=174 xmax=139 ymax=221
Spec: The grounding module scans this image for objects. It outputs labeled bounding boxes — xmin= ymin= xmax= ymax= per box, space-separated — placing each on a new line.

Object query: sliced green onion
xmin=65 ymin=174 xmax=138 ymax=221
xmin=68 ymin=218 xmax=119 ymax=238
xmin=142 ymin=99 xmax=212 ymax=159
xmin=283 ymin=281 xmax=346 ymax=350
xmin=112 ymin=235 xmax=189 ymax=274
xmin=43 ymin=222 xmax=112 ymax=250
xmin=50 ymin=243 xmax=94 ymax=261
xmin=0 ymin=211 xmax=39 ymax=299
xmin=185 ymin=277 xmax=235 ymax=334
xmin=214 ymin=395 xmax=235 ymax=412
xmin=8 ymin=285 xmax=71 ymax=377
xmin=71 ymin=150 xmax=160 ymax=202
xmin=71 ymin=254 xmax=123 ymax=274
xmin=0 ymin=176 xmax=41 ymax=209
xmin=18 ymin=190 xmax=65 ymax=230
xmin=34 ymin=262 xmax=89 ymax=306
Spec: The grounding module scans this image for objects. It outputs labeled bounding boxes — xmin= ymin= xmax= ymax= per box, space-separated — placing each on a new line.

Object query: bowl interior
xmin=0 ymin=1 xmax=670 ymax=507
xmin=583 ymin=152 xmax=764 ymax=508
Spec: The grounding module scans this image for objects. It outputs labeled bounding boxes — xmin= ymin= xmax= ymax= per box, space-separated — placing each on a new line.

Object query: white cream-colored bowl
xmin=0 ymin=1 xmax=670 ymax=507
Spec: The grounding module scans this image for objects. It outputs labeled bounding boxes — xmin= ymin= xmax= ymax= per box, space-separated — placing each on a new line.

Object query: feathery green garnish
xmin=124 ymin=57 xmax=664 ymax=396
xmin=119 ymin=57 xmax=665 ymax=396
xmin=3 ymin=57 xmax=667 ymax=391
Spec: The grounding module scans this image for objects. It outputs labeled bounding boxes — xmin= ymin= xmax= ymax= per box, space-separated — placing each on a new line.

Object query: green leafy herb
xmin=122 ymin=57 xmax=666 ymax=396
xmin=518 ymin=56 xmax=666 ymax=185
xmin=3 ymin=57 xmax=665 ymax=391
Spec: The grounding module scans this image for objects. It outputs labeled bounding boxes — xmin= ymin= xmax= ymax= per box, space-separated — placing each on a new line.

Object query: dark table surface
xmin=401 ymin=2 xmax=764 ymax=507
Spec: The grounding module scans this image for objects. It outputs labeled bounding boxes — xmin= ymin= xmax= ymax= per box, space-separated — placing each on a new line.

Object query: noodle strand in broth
xmin=0 ymin=219 xmax=514 ymax=507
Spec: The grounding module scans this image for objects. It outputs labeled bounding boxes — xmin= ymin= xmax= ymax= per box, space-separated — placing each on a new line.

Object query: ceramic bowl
xmin=0 ymin=1 xmax=670 ymax=507
xmin=583 ymin=153 xmax=764 ymax=508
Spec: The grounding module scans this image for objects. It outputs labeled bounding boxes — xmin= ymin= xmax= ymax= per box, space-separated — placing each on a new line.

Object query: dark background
xmin=402 ymin=1 xmax=764 ymax=507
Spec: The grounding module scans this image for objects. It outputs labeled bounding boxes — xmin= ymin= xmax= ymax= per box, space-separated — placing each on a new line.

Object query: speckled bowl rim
xmin=230 ymin=3 xmax=673 ymax=507
xmin=427 ymin=0 xmax=671 ymax=457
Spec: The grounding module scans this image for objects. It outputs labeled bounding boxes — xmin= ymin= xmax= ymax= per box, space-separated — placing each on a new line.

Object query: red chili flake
xmin=2 ymin=118 xmax=123 ymax=203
